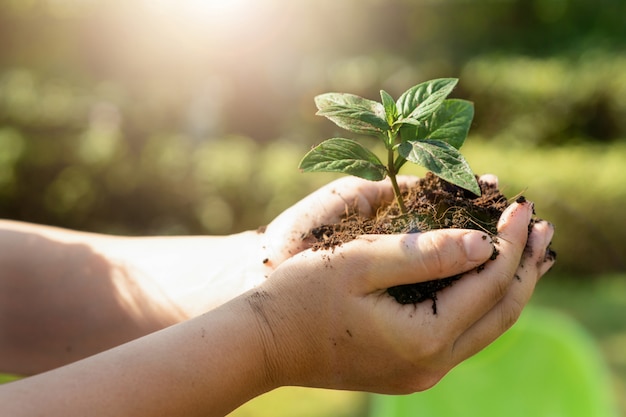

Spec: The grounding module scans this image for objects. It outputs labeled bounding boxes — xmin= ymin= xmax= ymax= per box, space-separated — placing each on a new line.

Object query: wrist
xmin=244 ymin=276 xmax=328 ymax=390
xmin=192 ymin=230 xmax=271 ymax=313
xmin=115 ymin=230 xmax=270 ymax=319
xmin=189 ymin=295 xmax=282 ymax=415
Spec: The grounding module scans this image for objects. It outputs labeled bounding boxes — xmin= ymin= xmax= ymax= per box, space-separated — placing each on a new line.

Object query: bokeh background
xmin=0 ymin=0 xmax=625 ymax=415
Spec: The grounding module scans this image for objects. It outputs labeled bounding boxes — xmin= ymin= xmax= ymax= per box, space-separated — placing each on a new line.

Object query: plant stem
xmin=387 ymin=148 xmax=407 ymax=215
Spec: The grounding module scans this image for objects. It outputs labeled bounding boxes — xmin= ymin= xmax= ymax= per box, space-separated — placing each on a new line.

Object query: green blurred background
xmin=0 ymin=0 xmax=624 ymax=414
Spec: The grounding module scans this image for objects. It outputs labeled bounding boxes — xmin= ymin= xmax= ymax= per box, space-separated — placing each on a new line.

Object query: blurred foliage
xmin=0 ymin=0 xmax=625 ymax=275
xmin=462 ymin=54 xmax=626 ymax=146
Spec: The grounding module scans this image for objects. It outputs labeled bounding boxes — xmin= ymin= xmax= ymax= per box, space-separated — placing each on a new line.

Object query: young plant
xmin=299 ymin=78 xmax=480 ymax=214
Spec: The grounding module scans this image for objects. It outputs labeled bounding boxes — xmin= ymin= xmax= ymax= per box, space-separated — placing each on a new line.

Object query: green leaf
xmin=416 ymin=99 xmax=474 ymax=149
xmin=315 ymin=93 xmax=389 ymax=136
xmin=299 ymin=138 xmax=387 ymax=181
xmin=396 ymin=78 xmax=458 ymax=123
xmin=393 ymin=154 xmax=408 ymax=173
xmin=398 ymin=139 xmax=481 ymax=195
xmin=380 ymin=90 xmax=397 ymax=126
xmin=396 ymin=123 xmax=419 ymax=146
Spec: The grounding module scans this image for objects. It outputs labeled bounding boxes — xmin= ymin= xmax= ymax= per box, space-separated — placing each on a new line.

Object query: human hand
xmin=252 ymin=199 xmax=554 ymax=393
xmin=0 ymin=199 xmax=554 ymax=416
xmin=259 ymin=176 xmax=417 ymax=272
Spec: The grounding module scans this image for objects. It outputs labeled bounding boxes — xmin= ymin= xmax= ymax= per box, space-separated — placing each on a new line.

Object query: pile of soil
xmin=307 ymin=172 xmax=515 ymax=313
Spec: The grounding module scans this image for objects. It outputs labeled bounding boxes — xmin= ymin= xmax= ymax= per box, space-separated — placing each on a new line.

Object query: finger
xmin=306 ymin=176 xmax=416 ymax=220
xmin=327 ymin=175 xmax=419 ymax=218
xmin=421 ymin=200 xmax=534 ymax=333
xmin=527 ymin=220 xmax=557 ymax=278
xmin=533 ymin=220 xmax=557 ymax=277
xmin=324 ymin=228 xmax=495 ymax=291
xmin=450 ymin=219 xmax=555 ymax=363
xmin=272 ymin=176 xmax=419 ymax=231
xmin=478 ymin=173 xmax=499 ymax=188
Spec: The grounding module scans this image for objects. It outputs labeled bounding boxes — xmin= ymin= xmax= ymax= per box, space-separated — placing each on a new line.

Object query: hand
xmin=254 ymin=199 xmax=555 ymax=393
xmin=260 ymin=176 xmax=416 ymax=271
xmin=0 ymin=199 xmax=555 ymax=416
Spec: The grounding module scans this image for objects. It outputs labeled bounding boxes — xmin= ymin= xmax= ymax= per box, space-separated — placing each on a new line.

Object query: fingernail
xmin=498 ymin=199 xmax=534 ymax=230
xmin=517 ymin=197 xmax=535 ymax=222
xmin=531 ymin=219 xmax=555 ymax=247
xmin=463 ymin=231 xmax=494 ymax=262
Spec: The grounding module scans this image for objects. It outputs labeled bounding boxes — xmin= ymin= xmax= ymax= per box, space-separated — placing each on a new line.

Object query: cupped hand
xmin=259 ymin=176 xmax=418 ymax=272
xmin=254 ymin=199 xmax=555 ymax=394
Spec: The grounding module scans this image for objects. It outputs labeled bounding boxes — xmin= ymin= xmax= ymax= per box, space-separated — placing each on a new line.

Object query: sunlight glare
xmin=146 ymin=0 xmax=256 ymax=25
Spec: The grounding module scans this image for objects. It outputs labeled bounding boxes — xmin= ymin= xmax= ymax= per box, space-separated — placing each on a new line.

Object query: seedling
xmin=299 ymin=78 xmax=479 ymax=214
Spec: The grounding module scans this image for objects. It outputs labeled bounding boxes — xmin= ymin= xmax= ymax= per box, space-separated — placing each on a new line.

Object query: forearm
xmin=0 ymin=221 xmax=267 ymax=375
xmin=0 ymin=292 xmax=275 ymax=417
xmin=0 ymin=221 xmax=173 ymax=374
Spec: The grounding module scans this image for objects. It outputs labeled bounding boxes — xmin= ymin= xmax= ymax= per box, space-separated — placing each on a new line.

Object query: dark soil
xmin=306 ymin=172 xmax=514 ymax=313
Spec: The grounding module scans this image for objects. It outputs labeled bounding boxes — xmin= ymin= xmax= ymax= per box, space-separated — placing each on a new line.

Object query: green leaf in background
xmin=314 ymin=93 xmax=389 ymax=136
xmin=380 ymin=89 xmax=397 ymax=127
xmin=396 ymin=78 xmax=458 ymax=123
xmin=398 ymin=139 xmax=480 ymax=195
xmin=299 ymin=137 xmax=387 ymax=181
xmin=416 ymin=99 xmax=475 ymax=149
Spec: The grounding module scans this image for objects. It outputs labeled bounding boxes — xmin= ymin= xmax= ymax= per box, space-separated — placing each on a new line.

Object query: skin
xmin=0 ymin=176 xmax=403 ymax=375
xmin=0 ymin=176 xmax=555 ymax=416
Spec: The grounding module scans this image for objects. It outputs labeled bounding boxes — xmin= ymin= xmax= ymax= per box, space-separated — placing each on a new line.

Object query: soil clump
xmin=307 ymin=172 xmax=513 ymax=313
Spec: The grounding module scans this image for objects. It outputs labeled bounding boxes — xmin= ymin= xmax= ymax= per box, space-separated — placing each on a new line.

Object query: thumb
xmin=328 ymin=229 xmax=495 ymax=292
